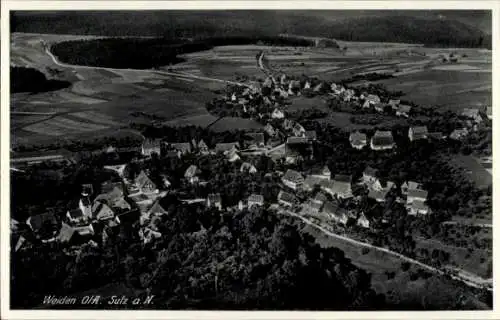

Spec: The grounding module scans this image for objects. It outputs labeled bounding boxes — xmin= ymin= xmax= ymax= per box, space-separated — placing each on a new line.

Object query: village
xmin=10 ymin=65 xmax=492 ymax=295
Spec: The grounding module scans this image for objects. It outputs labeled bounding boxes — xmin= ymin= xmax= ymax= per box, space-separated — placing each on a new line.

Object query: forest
xmin=11 ymin=204 xmax=386 ymax=310
xmin=50 ymin=36 xmax=317 ymax=69
xmin=10 ymin=67 xmax=71 ymax=93
xmin=12 ymin=11 xmax=492 ymax=49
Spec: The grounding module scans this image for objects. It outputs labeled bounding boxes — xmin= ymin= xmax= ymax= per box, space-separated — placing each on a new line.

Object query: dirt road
xmin=280 ymin=209 xmax=493 ymax=291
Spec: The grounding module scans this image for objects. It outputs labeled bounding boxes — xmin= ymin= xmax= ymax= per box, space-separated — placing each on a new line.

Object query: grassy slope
xmin=301 ymin=224 xmax=489 ymax=310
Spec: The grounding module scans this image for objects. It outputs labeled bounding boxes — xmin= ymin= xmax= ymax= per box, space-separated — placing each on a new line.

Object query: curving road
xmin=280 ymin=209 xmax=492 ymax=291
xmin=45 ymin=46 xmax=250 ymax=88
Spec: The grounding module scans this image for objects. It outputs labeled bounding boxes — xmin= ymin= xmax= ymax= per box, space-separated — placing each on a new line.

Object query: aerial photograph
xmin=8 ymin=10 xmax=492 ymax=311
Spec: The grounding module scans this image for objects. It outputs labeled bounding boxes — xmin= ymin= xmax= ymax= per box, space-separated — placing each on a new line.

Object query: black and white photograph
xmin=2 ymin=2 xmax=497 ymax=317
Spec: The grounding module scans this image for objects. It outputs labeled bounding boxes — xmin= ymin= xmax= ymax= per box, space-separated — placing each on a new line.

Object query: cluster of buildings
xmin=12 ymin=166 xmax=171 ymax=252
xmin=13 ymin=66 xmax=489 ymax=255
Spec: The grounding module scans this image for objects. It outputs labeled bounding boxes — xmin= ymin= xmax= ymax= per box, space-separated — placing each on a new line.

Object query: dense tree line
xmin=12 ymin=12 xmax=491 ymax=49
xmin=12 ymin=135 xmax=142 ymax=153
xmin=10 ymin=67 xmax=71 ymax=93
xmin=51 ymin=36 xmax=316 ymax=69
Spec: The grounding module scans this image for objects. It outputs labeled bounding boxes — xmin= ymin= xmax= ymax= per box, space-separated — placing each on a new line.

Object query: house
xmin=283 ymin=119 xmax=295 ymax=131
xmin=160 ymin=175 xmax=172 ymax=189
xmin=240 ymin=162 xmax=258 ymax=174
xmin=103 ymin=164 xmax=127 ymax=178
xmin=248 ymin=194 xmax=264 ymax=208
xmin=305 ymin=130 xmax=317 ymax=142
xmin=312 ymin=82 xmax=323 ymax=93
xmin=280 ymin=74 xmax=287 ymax=85
xmin=349 ymin=131 xmax=367 ymax=149
xmin=370 ymin=130 xmax=395 ymax=150
xmin=388 ymin=99 xmax=400 ymax=109
xmin=128 ymin=193 xmax=154 ymax=211
xmin=263 ymin=77 xmax=274 ymax=88
xmin=57 ymin=222 xmax=77 ymax=244
xmin=408 ymin=126 xmax=428 ymax=141
xmin=93 ymin=202 xmax=116 ymax=221
xmin=303 ymin=175 xmax=326 ymax=191
xmin=462 ymin=108 xmax=483 ymax=123
xmin=79 ymin=196 xmax=92 ymax=219
xmin=264 ymin=123 xmax=276 ymax=136
xmin=368 ymin=188 xmax=391 ymax=202
xmin=365 ymin=94 xmax=381 ymax=105
xmin=10 ymin=219 xmax=20 ymax=232
xmin=26 ymin=212 xmax=58 ymax=237
xmin=282 ymin=169 xmax=304 ymax=190
xmin=141 ymin=139 xmax=161 ymax=156
xmin=322 ymin=201 xmax=348 ymax=224
xmin=321 ymin=175 xmax=353 ymax=199
xmin=66 ymin=208 xmax=85 ymax=225
xmin=312 ymin=192 xmax=328 ymax=206
xmin=292 ymin=123 xmax=306 ymax=137
xmin=357 ymin=212 xmax=370 ymax=228
xmin=170 ymin=142 xmax=192 ymax=155
xmin=277 ymin=190 xmax=296 ymax=207
xmin=285 ymin=136 xmax=312 ymax=163
xmin=401 ymin=181 xmax=421 ymax=195
xmin=333 ymin=174 xmax=353 ymax=198
xmin=139 ymin=199 xmax=166 ymax=225
xmin=197 ymin=139 xmax=209 ymax=154
xmin=206 ymin=193 xmax=222 ymax=210
xmin=362 ymin=166 xmax=379 ymax=185
xmin=113 ymin=197 xmax=132 ymax=210
xmin=396 ymin=104 xmax=412 ymax=118
xmin=184 ymin=165 xmax=200 ymax=184
xmin=94 ymin=184 xmax=124 ymax=205
xmin=304 ymin=81 xmax=311 ymax=89
xmin=135 ymin=171 xmax=158 ymax=194
xmin=407 ymin=200 xmax=430 ymax=215
xmin=215 ymin=142 xmax=239 ymax=155
xmin=486 ymin=106 xmax=492 ymax=120
xmin=227 ymin=149 xmax=240 ymax=162
xmin=12 ymin=234 xmax=31 ymax=252
xmin=374 ymin=103 xmax=385 ymax=113
xmin=407 ymin=189 xmax=428 ymax=205
xmin=301 ymin=200 xmax=323 ymax=217
xmin=244 ymin=132 xmax=265 ymax=148
xmin=450 ymin=128 xmax=469 ymax=140
xmin=272 ymin=108 xmax=285 ymax=119
xmin=362 ymin=100 xmax=372 ymax=109
xmin=311 ymin=165 xmax=331 ymax=180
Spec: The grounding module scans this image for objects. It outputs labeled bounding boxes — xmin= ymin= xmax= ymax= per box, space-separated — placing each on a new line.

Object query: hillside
xmin=11 ymin=11 xmax=491 ymax=48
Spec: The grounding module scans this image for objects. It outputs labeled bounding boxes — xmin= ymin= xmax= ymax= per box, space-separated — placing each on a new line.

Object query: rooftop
xmin=277 ymin=190 xmax=296 ymax=204
xmin=283 ymin=169 xmax=304 ymax=183
xmin=248 ymin=194 xmax=264 ymax=203
xmin=363 ymin=166 xmax=378 ymax=177
xmin=407 ymin=189 xmax=428 ymax=200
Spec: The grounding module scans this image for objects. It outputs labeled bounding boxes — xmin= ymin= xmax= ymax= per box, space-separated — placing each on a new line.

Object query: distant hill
xmin=11 ymin=11 xmax=491 ymax=48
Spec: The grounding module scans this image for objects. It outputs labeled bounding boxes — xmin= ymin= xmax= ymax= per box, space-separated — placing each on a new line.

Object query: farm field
xmin=375 ymin=68 xmax=491 ymax=111
xmin=10 ymin=32 xmax=492 ymax=151
xmin=301 ymin=224 xmax=488 ymax=310
xmin=10 ymin=33 xmax=255 ymax=150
